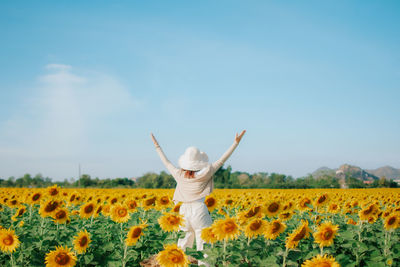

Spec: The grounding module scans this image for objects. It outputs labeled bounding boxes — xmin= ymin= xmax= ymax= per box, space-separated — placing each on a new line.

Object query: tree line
xmin=0 ymin=165 xmax=397 ymax=189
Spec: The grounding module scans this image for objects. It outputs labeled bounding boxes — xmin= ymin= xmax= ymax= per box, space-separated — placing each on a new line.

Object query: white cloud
xmin=0 ymin=64 xmax=142 ymax=179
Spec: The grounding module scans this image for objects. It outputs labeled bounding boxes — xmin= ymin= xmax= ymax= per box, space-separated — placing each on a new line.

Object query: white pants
xmin=177 ymin=200 xmax=213 ymax=251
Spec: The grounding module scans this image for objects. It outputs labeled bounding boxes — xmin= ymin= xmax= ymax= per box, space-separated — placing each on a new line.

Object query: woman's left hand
xmin=150 ymin=133 xmax=160 ymax=147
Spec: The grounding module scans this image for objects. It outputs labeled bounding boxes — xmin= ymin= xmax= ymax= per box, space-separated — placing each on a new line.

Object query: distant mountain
xmin=336 ymin=164 xmax=379 ymax=181
xmin=312 ymin=167 xmax=336 ymax=178
xmin=366 ymin=166 xmax=400 ymax=180
xmin=311 ymin=164 xmax=391 ymax=181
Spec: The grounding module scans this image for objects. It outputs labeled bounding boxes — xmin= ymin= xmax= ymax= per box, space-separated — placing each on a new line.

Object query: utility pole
xmin=78 ymin=163 xmax=81 ymax=187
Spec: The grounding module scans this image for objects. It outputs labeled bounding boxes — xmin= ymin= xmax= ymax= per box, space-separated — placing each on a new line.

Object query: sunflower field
xmin=0 ymin=186 xmax=399 ymax=267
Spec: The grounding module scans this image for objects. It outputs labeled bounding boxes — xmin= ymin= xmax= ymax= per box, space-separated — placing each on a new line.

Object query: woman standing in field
xmin=150 ymin=130 xmax=245 ymax=266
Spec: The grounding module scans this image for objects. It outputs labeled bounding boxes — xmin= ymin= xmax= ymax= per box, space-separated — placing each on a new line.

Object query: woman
xmin=150 ymin=130 xmax=246 ymax=265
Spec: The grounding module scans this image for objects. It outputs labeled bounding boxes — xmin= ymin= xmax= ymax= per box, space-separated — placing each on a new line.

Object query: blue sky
xmin=0 ymin=1 xmax=399 ymax=181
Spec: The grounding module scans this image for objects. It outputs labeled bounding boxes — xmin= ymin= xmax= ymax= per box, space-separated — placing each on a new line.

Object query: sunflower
xmin=111 ymin=204 xmax=130 ymax=223
xmin=158 ymin=213 xmax=185 ymax=232
xmin=384 ymin=213 xmax=399 ymax=230
xmin=47 ymin=185 xmax=61 ymax=198
xmin=101 ymin=204 xmax=111 ymax=216
xmin=156 ymin=243 xmax=189 ymax=267
xmin=80 ymin=202 xmax=96 ymax=219
xmin=285 ymin=220 xmax=311 ymax=249
xmin=212 ymin=216 xmax=240 ymax=241
xmin=73 ymin=229 xmax=91 ymax=254
xmin=53 ymin=208 xmax=70 ymax=224
xmin=279 ymin=211 xmax=294 ymax=221
xmin=243 ymin=218 xmax=267 ymax=238
xmin=328 ymin=203 xmax=340 ymax=214
xmin=264 ymin=201 xmax=282 ymax=217
xmin=157 ymin=196 xmax=172 ymax=210
xmin=0 ymin=228 xmax=20 ymax=253
xmin=299 ymin=197 xmax=313 ymax=211
xmin=39 ymin=200 xmax=60 ymax=218
xmin=30 ymin=192 xmax=43 ymax=204
xmin=142 ymin=196 xmax=157 ymax=210
xmin=359 ymin=204 xmax=377 ymax=221
xmin=126 ymin=224 xmax=147 ymax=246
xmin=301 ymin=254 xmax=340 ymax=267
xmin=204 ymin=196 xmax=218 ymax=212
xmin=45 ymin=245 xmax=77 ymax=267
xmin=125 ymin=199 xmax=138 ymax=212
xmin=201 ymin=226 xmax=218 ymax=244
xmin=11 ymin=206 xmax=26 ymax=221
xmin=313 ymin=221 xmax=339 ymax=247
xmin=237 ymin=205 xmax=263 ymax=225
xmin=264 ymin=220 xmax=286 ymax=240
xmin=315 ymin=194 xmax=329 ymax=207
xmin=172 ymin=202 xmax=182 ymax=213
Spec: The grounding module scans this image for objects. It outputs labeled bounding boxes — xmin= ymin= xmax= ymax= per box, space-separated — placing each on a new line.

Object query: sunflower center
xmin=84 ymin=205 xmax=94 ymax=213
xmin=322 ymin=229 xmax=333 ymax=240
xmin=11 ymin=200 xmax=17 ymax=205
xmin=55 ymin=252 xmax=70 ymax=265
xmin=132 ymin=228 xmax=142 ymax=238
xmin=293 ymin=227 xmax=306 ymax=241
xmin=223 ymin=222 xmax=236 ymax=233
xmin=245 ymin=206 xmax=260 ymax=218
xmin=32 ymin=194 xmax=40 ymax=201
xmin=118 ymin=208 xmax=127 ymax=217
xmin=271 ymin=222 xmax=281 ymax=233
xmin=145 ymin=197 xmax=156 ymax=206
xmin=3 ymin=235 xmax=14 ymax=245
xmin=206 ymin=198 xmax=215 ymax=207
xmin=167 ymin=216 xmax=179 ymax=225
xmin=50 ymin=188 xmax=58 ymax=196
xmin=225 ymin=199 xmax=233 ymax=205
xmin=18 ymin=208 xmax=25 ymax=216
xmin=250 ymin=221 xmax=261 ymax=231
xmin=169 ymin=250 xmax=183 ymax=263
xmin=79 ymin=236 xmax=88 ymax=246
xmin=318 ymin=195 xmax=326 ymax=204
xmin=45 ymin=201 xmax=59 ymax=212
xmin=363 ymin=206 xmax=373 ymax=215
xmin=129 ymin=201 xmax=137 ymax=209
xmin=388 ymin=217 xmax=396 ymax=225
xmin=173 ymin=205 xmax=181 ymax=212
xmin=301 ymin=199 xmax=311 ymax=208
xmin=160 ymin=197 xmax=169 ymax=205
xmin=56 ymin=210 xmax=66 ymax=219
xmin=111 ymin=198 xmax=117 ymax=204
xmin=268 ymin=203 xmax=279 ymax=213
xmin=96 ymin=206 xmax=102 ymax=214
xmin=70 ymin=195 xmax=76 ymax=202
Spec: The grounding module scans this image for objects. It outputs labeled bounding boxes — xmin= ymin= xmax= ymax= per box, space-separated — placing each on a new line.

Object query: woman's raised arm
xmin=151 ymin=133 xmax=179 ymax=176
xmin=211 ymin=130 xmax=246 ymax=170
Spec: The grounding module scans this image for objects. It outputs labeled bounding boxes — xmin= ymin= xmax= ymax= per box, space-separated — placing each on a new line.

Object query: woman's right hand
xmin=150 ymin=133 xmax=160 ymax=147
xmin=235 ymin=130 xmax=246 ymax=143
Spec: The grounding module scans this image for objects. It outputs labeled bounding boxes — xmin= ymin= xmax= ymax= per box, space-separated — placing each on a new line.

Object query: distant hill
xmin=336 ymin=164 xmax=379 ymax=181
xmin=311 ymin=164 xmax=400 ymax=181
xmin=366 ymin=166 xmax=400 ymax=180
xmin=312 ymin=167 xmax=336 ymax=178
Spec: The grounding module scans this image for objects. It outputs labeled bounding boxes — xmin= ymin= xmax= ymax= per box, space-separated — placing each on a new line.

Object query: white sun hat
xmin=178 ymin=146 xmax=209 ymax=171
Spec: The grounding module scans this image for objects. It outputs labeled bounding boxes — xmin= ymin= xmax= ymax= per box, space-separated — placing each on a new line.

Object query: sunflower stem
xmin=358 ymin=220 xmax=363 ymax=242
xmin=10 ymin=253 xmax=15 ymax=267
xmin=29 ymin=205 xmax=32 ymax=222
xmin=282 ymin=247 xmax=289 ymax=267
xmin=320 ymin=246 xmax=324 ymax=256
xmin=122 ymin=243 xmax=128 ymax=267
xmin=223 ymin=239 xmax=227 ymax=266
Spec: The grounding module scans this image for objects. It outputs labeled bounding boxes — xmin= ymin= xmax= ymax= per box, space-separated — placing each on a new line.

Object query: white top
xmin=155 ymin=141 xmax=239 ymax=203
